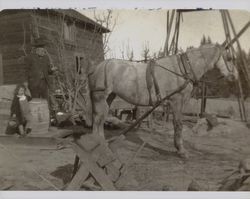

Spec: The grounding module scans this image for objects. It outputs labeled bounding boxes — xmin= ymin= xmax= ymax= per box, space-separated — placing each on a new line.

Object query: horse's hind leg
xmin=92 ymin=91 xmax=109 ymax=138
xmin=170 ymin=96 xmax=188 ymax=158
xmin=106 ymin=92 xmax=116 ymax=107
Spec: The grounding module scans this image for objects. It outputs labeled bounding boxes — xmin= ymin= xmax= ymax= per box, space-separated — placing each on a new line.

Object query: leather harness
xmin=146 ymin=52 xmax=197 ymax=105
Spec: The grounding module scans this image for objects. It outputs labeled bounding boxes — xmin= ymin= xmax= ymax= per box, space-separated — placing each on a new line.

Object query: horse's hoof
xmin=178 ymin=151 xmax=189 ymax=159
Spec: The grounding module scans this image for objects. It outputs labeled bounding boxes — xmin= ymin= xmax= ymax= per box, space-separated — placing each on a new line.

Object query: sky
xmin=81 ymin=9 xmax=250 ymax=60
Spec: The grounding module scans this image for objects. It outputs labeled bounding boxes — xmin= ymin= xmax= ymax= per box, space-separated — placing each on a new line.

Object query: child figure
xmin=10 ymin=83 xmax=32 ymax=137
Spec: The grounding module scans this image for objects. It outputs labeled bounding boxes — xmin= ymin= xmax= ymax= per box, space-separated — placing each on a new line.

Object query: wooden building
xmin=0 ymin=9 xmax=109 ymax=85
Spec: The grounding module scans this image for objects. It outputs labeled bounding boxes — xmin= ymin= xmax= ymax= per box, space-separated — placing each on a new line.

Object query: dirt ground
xmin=0 ymin=118 xmax=250 ymax=191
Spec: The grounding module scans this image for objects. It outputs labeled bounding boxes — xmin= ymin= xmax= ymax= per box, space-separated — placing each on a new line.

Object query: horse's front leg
xmin=92 ymin=91 xmax=109 ymax=139
xmin=170 ymin=96 xmax=188 ymax=158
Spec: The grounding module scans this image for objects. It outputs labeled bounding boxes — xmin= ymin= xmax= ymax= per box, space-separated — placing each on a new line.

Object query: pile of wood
xmin=219 ymin=158 xmax=250 ymax=191
xmin=63 ymin=133 xmax=123 ymax=190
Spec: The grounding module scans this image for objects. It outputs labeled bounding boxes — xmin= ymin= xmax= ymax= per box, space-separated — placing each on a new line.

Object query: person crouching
xmin=10 ymin=84 xmax=32 ymax=137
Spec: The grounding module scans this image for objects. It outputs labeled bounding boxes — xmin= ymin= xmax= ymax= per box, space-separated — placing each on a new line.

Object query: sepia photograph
xmin=0 ymin=1 xmax=249 ymax=195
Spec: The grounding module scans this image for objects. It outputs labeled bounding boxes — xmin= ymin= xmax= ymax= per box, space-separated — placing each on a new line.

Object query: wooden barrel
xmin=29 ymin=98 xmax=50 ymax=134
xmin=0 ymin=99 xmax=12 ymax=134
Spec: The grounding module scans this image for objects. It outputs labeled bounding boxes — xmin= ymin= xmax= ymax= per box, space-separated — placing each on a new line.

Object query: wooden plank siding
xmin=0 ymin=54 xmax=3 ymax=85
xmin=0 ymin=11 xmax=32 ymax=84
xmin=0 ymin=9 xmax=105 ymax=91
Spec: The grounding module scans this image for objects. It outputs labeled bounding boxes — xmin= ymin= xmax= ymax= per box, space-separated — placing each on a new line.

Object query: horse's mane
xmin=186 ymin=43 xmax=221 ymax=53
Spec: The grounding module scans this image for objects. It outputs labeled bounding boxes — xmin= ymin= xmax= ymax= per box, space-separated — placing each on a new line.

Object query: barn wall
xmin=0 ymin=10 xmax=105 ymax=86
xmin=31 ymin=12 xmax=105 ymax=73
xmin=0 ymin=12 xmax=32 ymax=84
xmin=0 ymin=53 xmax=3 ymax=85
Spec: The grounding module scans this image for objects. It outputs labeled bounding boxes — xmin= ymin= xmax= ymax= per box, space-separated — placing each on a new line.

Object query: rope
xmin=0 ymin=143 xmax=60 ymax=190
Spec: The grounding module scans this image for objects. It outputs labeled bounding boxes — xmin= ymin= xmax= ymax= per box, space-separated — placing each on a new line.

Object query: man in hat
xmin=25 ymin=37 xmax=57 ymax=104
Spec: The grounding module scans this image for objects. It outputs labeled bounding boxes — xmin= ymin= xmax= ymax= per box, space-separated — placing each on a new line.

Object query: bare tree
xmin=126 ymin=40 xmax=134 ymax=61
xmin=93 ymin=10 xmax=117 ymax=57
xmin=28 ymin=10 xmax=116 ymax=125
xmin=142 ymin=41 xmax=150 ymax=62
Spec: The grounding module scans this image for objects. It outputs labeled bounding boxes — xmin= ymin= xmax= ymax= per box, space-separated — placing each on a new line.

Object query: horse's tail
xmin=83 ymin=76 xmax=93 ymax=127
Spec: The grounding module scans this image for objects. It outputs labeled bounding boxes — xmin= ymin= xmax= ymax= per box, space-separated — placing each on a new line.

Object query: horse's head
xmin=214 ymin=46 xmax=238 ymax=82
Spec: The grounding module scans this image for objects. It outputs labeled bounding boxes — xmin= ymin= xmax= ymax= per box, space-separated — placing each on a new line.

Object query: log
xmin=223 ymin=21 xmax=250 ymax=49
xmin=71 ymin=143 xmax=116 ymax=190
xmin=94 ymin=144 xmax=116 ymax=167
xmin=66 ymin=164 xmax=89 ymax=190
xmin=105 ymin=163 xmax=121 ymax=182
xmin=75 ymin=134 xmax=101 ymax=151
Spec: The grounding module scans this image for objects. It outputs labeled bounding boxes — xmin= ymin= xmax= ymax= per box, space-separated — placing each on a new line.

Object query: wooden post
xmin=223 ymin=21 xmax=250 ymax=50
xmin=225 ymin=11 xmax=250 ymax=87
xmin=174 ymin=12 xmax=181 ymax=54
xmin=164 ymin=10 xmax=175 ymax=56
xmin=70 ymin=143 xmax=116 ymax=190
xmin=71 ymin=155 xmax=80 ymax=180
xmin=200 ymin=82 xmax=207 ymax=117
xmin=224 ymin=10 xmax=248 ymax=121
xmin=0 ymin=54 xmax=3 ymax=85
xmin=220 ymin=10 xmax=247 ymax=122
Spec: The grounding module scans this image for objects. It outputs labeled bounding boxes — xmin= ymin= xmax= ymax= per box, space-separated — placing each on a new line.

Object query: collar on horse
xmin=146 ymin=52 xmax=198 ymax=105
xmin=154 ymin=52 xmax=199 ymax=85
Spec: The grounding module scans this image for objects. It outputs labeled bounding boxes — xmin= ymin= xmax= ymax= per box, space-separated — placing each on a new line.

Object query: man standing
xmin=25 ymin=37 xmax=57 ymax=100
xmin=25 ymin=37 xmax=58 ymax=118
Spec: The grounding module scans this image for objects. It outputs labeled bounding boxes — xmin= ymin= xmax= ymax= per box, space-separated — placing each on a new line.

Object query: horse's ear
xmin=220 ymin=41 xmax=227 ymax=49
xmin=215 ymin=42 xmax=222 ymax=49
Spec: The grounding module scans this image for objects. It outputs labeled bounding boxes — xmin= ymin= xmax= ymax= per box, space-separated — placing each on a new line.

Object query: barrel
xmin=29 ymin=98 xmax=50 ymax=134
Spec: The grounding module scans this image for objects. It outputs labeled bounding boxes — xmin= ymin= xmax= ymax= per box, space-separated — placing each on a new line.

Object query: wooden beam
xmin=71 ymin=143 xmax=116 ymax=190
xmin=222 ymin=21 xmax=250 ymax=49
xmin=225 ymin=10 xmax=249 ymax=121
xmin=200 ymin=82 xmax=207 ymax=117
xmin=0 ymin=54 xmax=3 ymax=85
xmin=220 ymin=10 xmax=246 ymax=121
xmin=177 ymin=9 xmax=213 ymax=13
xmin=164 ymin=10 xmax=175 ymax=56
xmin=66 ymin=163 xmax=89 ymax=190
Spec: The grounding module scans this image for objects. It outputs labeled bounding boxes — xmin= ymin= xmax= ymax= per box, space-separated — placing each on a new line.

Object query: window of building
xmin=75 ymin=55 xmax=83 ymax=74
xmin=63 ymin=21 xmax=76 ymax=42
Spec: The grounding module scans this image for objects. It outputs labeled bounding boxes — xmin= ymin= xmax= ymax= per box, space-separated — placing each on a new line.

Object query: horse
xmin=88 ymin=43 xmax=237 ymax=158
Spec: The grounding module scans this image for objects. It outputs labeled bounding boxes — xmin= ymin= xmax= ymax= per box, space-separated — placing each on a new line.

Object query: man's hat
xmin=32 ymin=37 xmax=48 ymax=47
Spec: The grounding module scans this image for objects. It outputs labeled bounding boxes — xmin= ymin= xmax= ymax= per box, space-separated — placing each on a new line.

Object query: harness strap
xmin=155 ymin=53 xmax=199 ymax=86
xmin=150 ymin=60 xmax=162 ymax=101
xmin=177 ymin=54 xmax=188 ymax=75
xmin=181 ymin=53 xmax=198 ymax=85
xmin=146 ymin=61 xmax=153 ymax=105
xmin=146 ymin=60 xmax=162 ymax=105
